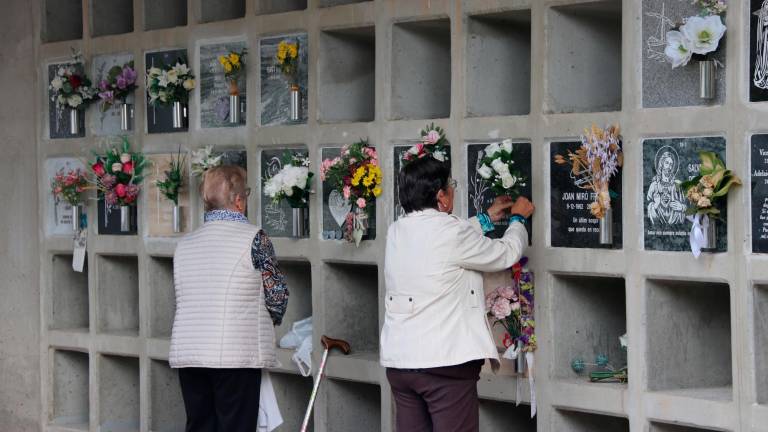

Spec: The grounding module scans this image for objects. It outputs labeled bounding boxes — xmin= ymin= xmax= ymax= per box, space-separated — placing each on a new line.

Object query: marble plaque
xmin=550 ymin=141 xmax=623 ymax=249
xmin=321 ymin=147 xmax=377 ymax=241
xmin=145 ymin=49 xmax=188 ymax=134
xmin=642 ymin=0 xmax=726 ymax=107
xmin=48 ymin=62 xmax=85 ymax=139
xmin=466 ymin=141 xmax=533 ymax=242
xmin=144 ymin=153 xmax=191 ymax=237
xmin=91 ymin=52 xmax=134 ymax=136
xmin=97 ymin=199 xmax=138 ymax=235
xmin=393 ymin=143 xmax=452 ymax=221
xmin=259 ymin=33 xmax=308 ymax=126
xmin=643 ymin=137 xmax=727 ymax=251
xmin=752 ymin=135 xmax=768 ymax=252
xmin=199 ymin=40 xmax=247 ymax=128
xmin=751 ymin=0 xmax=768 ymax=101
xmin=260 ymin=148 xmax=308 ymax=237
xmin=44 ymin=157 xmax=85 ymax=236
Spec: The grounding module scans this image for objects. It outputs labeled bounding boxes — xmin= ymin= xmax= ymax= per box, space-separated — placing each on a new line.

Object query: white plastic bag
xmin=292 ymin=336 xmax=313 ymax=377
xmin=279 ymin=316 xmax=312 ymax=349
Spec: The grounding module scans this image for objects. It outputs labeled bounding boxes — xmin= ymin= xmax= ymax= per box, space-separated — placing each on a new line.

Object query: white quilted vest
xmin=169 ymin=220 xmax=278 ymax=369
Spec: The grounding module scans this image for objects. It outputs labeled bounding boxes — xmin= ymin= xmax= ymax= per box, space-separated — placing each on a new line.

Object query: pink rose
xmin=122 ymin=161 xmax=134 ymax=175
xmin=356 ymin=198 xmax=366 ymax=209
xmin=343 ymin=185 xmax=351 ymax=200
xmin=423 ymin=130 xmax=440 ymax=145
xmin=115 ymin=183 xmax=127 ymax=198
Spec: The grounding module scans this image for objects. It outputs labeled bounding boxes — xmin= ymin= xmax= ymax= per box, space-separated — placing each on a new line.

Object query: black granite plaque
xmin=643 ymin=137 xmax=727 ymax=251
xmin=321 ymin=147 xmax=377 ymax=241
xmin=393 ymin=144 xmax=452 ymax=221
xmin=752 ymin=135 xmax=768 ymax=252
xmin=146 ymin=49 xmax=188 ymax=134
xmin=48 ymin=62 xmax=86 ymax=139
xmin=200 ymin=40 xmax=247 ymax=128
xmin=260 ymin=34 xmax=308 ymax=126
xmin=550 ymin=141 xmax=623 ymax=249
xmin=752 ymin=0 xmax=768 ymax=102
xmin=466 ymin=141 xmax=532 ymax=242
xmin=97 ymin=199 xmax=138 ymax=235
xmin=217 ymin=149 xmax=247 ymax=169
xmin=260 ymin=148 xmax=308 ymax=238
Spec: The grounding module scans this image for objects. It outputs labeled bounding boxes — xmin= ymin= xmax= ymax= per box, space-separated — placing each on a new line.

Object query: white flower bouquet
xmin=263 ymin=153 xmax=314 ymax=208
xmin=146 ymin=59 xmax=196 ymax=107
xmin=477 ymin=139 xmax=526 ymax=198
xmin=190 ymin=146 xmax=223 ymax=177
xmin=49 ymin=54 xmax=98 ymax=110
xmin=664 ymin=1 xmax=727 ymax=69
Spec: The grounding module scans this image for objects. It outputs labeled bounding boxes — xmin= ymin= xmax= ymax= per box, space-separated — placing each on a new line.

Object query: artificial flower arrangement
xmin=97 ymin=61 xmax=138 ymax=111
xmin=276 ymin=40 xmax=300 ymax=85
xmin=49 ymin=53 xmax=98 ymax=111
xmin=190 ymin=145 xmax=223 ymax=178
xmin=90 ymin=137 xmax=147 ymax=210
xmin=321 ymin=139 xmax=382 ymax=246
xmin=679 ymin=151 xmax=741 ymax=257
xmin=219 ymin=49 xmax=246 ymax=96
xmin=263 ymin=152 xmax=314 ymax=209
xmin=403 ymin=123 xmax=449 ymax=164
xmin=156 ymin=149 xmax=186 ymax=207
xmin=51 ymin=168 xmax=89 ymax=208
xmin=477 ymin=139 xmax=527 ymax=198
xmin=146 ymin=59 xmax=196 ymax=107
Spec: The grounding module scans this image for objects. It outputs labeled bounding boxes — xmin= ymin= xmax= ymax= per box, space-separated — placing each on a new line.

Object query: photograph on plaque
xmin=466 ymin=141 xmax=532 ymax=242
xmin=48 ymin=62 xmax=86 ymax=139
xmin=393 ymin=143 xmax=452 ymax=221
xmin=259 ymin=33 xmax=308 ymax=126
xmin=321 ymin=147 xmax=377 ymax=241
xmin=752 ymin=0 xmax=768 ymax=102
xmin=91 ymin=52 xmax=134 ymax=136
xmin=44 ymin=157 xmax=85 ymax=236
xmin=550 ymin=141 xmax=623 ymax=249
xmin=752 ymin=134 xmax=768 ymax=252
xmin=260 ymin=148 xmax=308 ymax=237
xmin=643 ymin=137 xmax=727 ymax=251
xmin=199 ymin=40 xmax=247 ymax=128
xmin=144 ymin=153 xmax=191 ymax=237
xmin=145 ymin=49 xmax=188 ymax=134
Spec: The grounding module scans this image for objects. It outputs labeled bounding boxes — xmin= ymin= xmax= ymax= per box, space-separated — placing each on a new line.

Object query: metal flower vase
xmin=515 ymin=340 xmax=525 ymax=375
xmin=699 ymin=60 xmax=716 ymax=100
xmin=705 ymin=216 xmax=717 ymax=250
xmin=71 ymin=204 xmax=82 ymax=232
xmin=229 ymin=80 xmax=241 ymax=124
xmin=120 ymin=205 xmax=131 ymax=232
xmin=599 ymin=207 xmax=613 ymax=245
xmin=172 ymin=205 xmax=182 ymax=233
xmin=120 ymin=102 xmax=133 ymax=131
xmin=289 ymin=84 xmax=300 ymax=122
xmin=172 ymin=101 xmax=187 ymax=129
xmin=292 ymin=207 xmax=308 ymax=238
xmin=69 ymin=108 xmax=80 ymax=135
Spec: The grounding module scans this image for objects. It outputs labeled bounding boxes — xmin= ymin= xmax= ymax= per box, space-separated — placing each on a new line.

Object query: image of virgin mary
xmin=754 ymin=0 xmax=768 ymax=89
xmin=647 ymin=148 xmax=687 ymax=226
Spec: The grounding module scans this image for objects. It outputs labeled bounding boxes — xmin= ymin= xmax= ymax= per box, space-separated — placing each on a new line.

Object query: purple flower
xmin=99 ymin=90 xmax=115 ymax=104
xmin=116 ymin=76 xmax=127 ymax=89
xmin=121 ymin=66 xmax=137 ymax=85
xmin=99 ymin=79 xmax=110 ymax=91
xmin=101 ymin=174 xmax=116 ymax=189
xmin=105 ymin=190 xmax=118 ymax=206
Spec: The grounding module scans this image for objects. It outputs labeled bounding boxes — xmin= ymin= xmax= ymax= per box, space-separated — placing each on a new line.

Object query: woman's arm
xmin=449 ymin=217 xmax=528 ymax=273
xmin=252 ymin=230 xmax=289 ymax=325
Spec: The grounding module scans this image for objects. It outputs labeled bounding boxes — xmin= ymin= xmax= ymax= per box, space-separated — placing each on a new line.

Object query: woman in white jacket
xmin=381 ymin=156 xmax=534 ymax=432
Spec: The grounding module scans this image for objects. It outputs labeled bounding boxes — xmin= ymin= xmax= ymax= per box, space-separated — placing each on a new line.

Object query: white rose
xmin=485 ymin=142 xmax=501 ymax=157
xmin=681 ymin=15 xmax=726 ymax=55
xmin=67 ymin=94 xmax=83 ymax=108
xmin=490 ymin=158 xmax=510 ymax=177
xmin=51 ymin=77 xmax=63 ymax=90
xmin=500 ymin=139 xmax=513 ymax=154
xmin=166 ymin=69 xmax=179 ymax=84
xmin=501 ymin=174 xmax=517 ymax=189
xmin=148 ymin=67 xmax=162 ymax=77
xmin=665 ymin=31 xmax=693 ymax=68
xmin=477 ymin=164 xmax=493 ymax=179
xmin=183 ymin=78 xmax=195 ymax=91
xmin=112 ymin=162 xmax=123 ymax=173
xmin=433 ymin=150 xmax=446 ymax=162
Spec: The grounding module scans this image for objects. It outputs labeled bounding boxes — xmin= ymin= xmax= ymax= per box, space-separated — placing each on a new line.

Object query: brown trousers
xmin=386 ymin=360 xmax=484 ymax=432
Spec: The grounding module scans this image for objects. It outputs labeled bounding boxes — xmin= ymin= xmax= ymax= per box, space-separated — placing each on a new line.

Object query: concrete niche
xmin=271 ymin=372 xmax=314 ymax=431
xmin=553 ymin=409 xmax=629 ymax=432
xmin=199 ymin=0 xmax=245 ymax=23
xmin=51 ymin=350 xmax=89 ymax=429
xmin=479 ymin=399 xmax=536 ymax=431
xmin=756 ymin=284 xmax=768 ymax=404
xmin=254 ymin=0 xmax=307 ymax=15
xmin=43 ymin=0 xmax=83 ymax=43
xmin=99 ymin=355 xmax=140 ymax=431
xmin=325 ymin=379 xmax=381 ymax=432
xmin=148 ymin=257 xmax=174 ymax=339
xmin=319 ymin=0 xmax=371 ymax=7
xmin=97 ymin=255 xmax=140 ymax=336
xmin=150 ymin=359 xmax=185 ymax=432
xmin=276 ymin=260 xmax=313 ymax=342
xmin=51 ymin=254 xmax=89 ymax=331
xmin=144 ymin=0 xmax=187 ymax=31
xmin=90 ymin=0 xmax=134 ymax=37
xmin=323 ymin=262 xmax=379 ymax=356
xmin=650 ymin=422 xmax=720 ymax=432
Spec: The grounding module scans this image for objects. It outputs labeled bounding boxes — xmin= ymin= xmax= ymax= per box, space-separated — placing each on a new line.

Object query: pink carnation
xmin=422 ymin=130 xmax=440 ymax=145
xmin=496 ymin=286 xmax=517 ymax=301
xmin=356 ymin=198 xmax=366 ymax=209
xmin=491 ymin=297 xmax=512 ymax=320
xmin=343 ymin=185 xmax=351 ymax=200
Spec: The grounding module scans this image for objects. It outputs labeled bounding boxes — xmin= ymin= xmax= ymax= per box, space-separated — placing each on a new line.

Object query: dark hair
xmin=398 ymin=156 xmax=450 ymax=214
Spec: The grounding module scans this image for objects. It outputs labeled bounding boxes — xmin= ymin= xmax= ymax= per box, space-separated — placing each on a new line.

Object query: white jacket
xmin=380 ymin=209 xmax=528 ymax=369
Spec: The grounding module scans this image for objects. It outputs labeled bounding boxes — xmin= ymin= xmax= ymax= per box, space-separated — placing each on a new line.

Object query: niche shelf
xmin=149 ymin=359 xmax=185 ymax=432
xmin=50 ymin=254 xmax=89 ymax=331
xmin=319 ymin=0 xmax=372 ymax=7
xmin=325 ymin=379 xmax=381 ymax=431
xmin=319 ymin=26 xmax=376 ymax=123
xmin=254 ymin=0 xmax=306 ymax=15
xmin=90 ymin=0 xmax=134 ymax=37
xmin=552 ymin=275 xmax=626 ymax=383
xmin=43 ymin=0 xmax=83 ymax=43
xmin=546 ymin=1 xmax=622 ymax=113
xmin=466 ymin=10 xmax=532 ymax=117
xmin=144 ymin=0 xmax=187 ymax=31
xmin=271 ymin=372 xmax=314 ymax=431
xmin=323 ymin=263 xmax=379 ymax=356
xmin=199 ymin=0 xmax=245 ymax=23
xmin=554 ymin=410 xmax=629 ymax=431
xmin=277 ymin=260 xmax=313 ymax=343
xmin=148 ymin=257 xmax=174 ymax=339
xmin=97 ymin=255 xmax=139 ymax=336
xmin=99 ymin=355 xmax=140 ymax=432
xmin=646 ymin=279 xmax=732 ymax=401
xmin=391 ymin=18 xmax=451 ymax=120
xmin=50 ymin=350 xmax=89 ymax=429
xmin=756 ymin=284 xmax=768 ymax=404
xmin=650 ymin=422 xmax=719 ymax=432
xmin=479 ymin=399 xmax=536 ymax=431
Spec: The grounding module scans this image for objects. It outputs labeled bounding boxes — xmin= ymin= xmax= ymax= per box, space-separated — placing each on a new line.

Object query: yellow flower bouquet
xmin=276 ymin=40 xmax=300 ymax=86
xmin=218 ymin=49 xmax=246 ymax=96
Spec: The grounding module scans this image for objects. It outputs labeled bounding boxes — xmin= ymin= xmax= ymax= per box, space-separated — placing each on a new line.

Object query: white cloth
xmin=380 ymin=209 xmax=528 ymax=369
xmin=169 ymin=221 xmax=278 ymax=369
xmin=257 ymin=372 xmax=284 ymax=432
xmin=687 ymin=213 xmax=708 ymax=258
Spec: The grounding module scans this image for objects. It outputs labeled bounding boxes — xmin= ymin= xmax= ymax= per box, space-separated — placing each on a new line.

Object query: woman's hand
xmin=510 ymin=197 xmax=534 ymax=219
xmin=486 ymin=196 xmax=514 ymax=222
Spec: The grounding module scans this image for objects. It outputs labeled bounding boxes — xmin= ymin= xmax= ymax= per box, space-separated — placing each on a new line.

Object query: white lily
xmin=477 ymin=164 xmax=493 ymax=179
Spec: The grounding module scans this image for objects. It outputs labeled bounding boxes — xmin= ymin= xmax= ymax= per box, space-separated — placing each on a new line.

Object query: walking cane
xmin=299 ymin=335 xmax=351 ymax=432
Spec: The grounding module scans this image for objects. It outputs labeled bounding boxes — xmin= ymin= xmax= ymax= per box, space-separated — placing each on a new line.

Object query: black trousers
xmin=178 ymin=368 xmax=262 ymax=432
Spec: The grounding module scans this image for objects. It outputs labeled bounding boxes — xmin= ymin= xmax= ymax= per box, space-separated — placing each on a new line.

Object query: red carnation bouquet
xmin=89 ymin=137 xmax=147 ymax=208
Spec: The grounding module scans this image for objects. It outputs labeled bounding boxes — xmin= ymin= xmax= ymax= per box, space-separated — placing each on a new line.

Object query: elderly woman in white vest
xmin=170 ymin=165 xmax=287 ymax=432
xmin=381 ymin=156 xmax=534 ymax=431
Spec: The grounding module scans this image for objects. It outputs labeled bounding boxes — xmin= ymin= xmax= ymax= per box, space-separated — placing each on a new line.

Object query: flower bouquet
xmin=664 ymin=0 xmax=727 ymax=99
xmin=190 ymin=145 xmax=223 ymax=178
xmin=263 ymin=152 xmax=313 ymax=237
xmin=156 ymin=149 xmax=186 ymax=233
xmin=276 ymin=40 xmax=301 ymax=121
xmin=89 ymin=137 xmax=147 ymax=232
xmin=403 ymin=123 xmax=449 ymax=163
xmin=51 ymin=167 xmax=89 ymax=232
xmin=477 ymin=139 xmax=527 ymax=198
xmin=49 ymin=55 xmax=98 ymax=135
xmin=97 ymin=61 xmax=138 ymax=131
xmin=219 ymin=49 xmax=246 ymax=124
xmin=146 ymin=59 xmax=196 ymax=128
xmin=321 ymin=139 xmax=382 ymax=246
xmin=554 ymin=124 xmax=623 ymax=245
xmin=679 ymin=151 xmax=741 ymax=257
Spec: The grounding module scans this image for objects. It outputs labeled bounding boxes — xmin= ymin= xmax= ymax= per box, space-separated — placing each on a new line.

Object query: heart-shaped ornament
xmin=328 ymin=189 xmax=352 ymax=228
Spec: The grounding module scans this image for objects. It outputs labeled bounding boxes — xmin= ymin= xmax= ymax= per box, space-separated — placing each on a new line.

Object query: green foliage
xmin=156 ymin=147 xmax=186 ymax=205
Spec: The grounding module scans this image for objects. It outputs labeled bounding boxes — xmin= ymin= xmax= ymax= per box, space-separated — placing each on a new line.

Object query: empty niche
xmin=646 ymin=279 xmax=732 ymax=400
xmin=150 ymin=359 xmax=186 ymax=432
xmin=254 ymin=0 xmax=306 ymax=15
xmin=270 ymin=372 xmax=314 ymax=431
xmin=97 ymin=255 xmax=139 ymax=335
xmin=319 ymin=26 xmax=376 ymax=123
xmin=149 ymin=257 xmax=174 ymax=339
xmin=755 ymin=284 xmax=768 ymax=404
xmin=276 ymin=261 xmax=312 ymax=343
xmin=199 ymin=0 xmax=245 ymax=23
xmin=546 ymin=1 xmax=622 ymax=113
xmin=99 ymin=355 xmax=140 ymax=431
xmin=50 ymin=254 xmax=89 ymax=331
xmin=650 ymin=422 xmax=720 ymax=432
xmin=144 ymin=0 xmax=187 ymax=31
xmin=391 ymin=18 xmax=451 ymax=120
xmin=51 ymin=350 xmax=89 ymax=428
xmin=466 ymin=10 xmax=532 ymax=117
xmin=323 ymin=263 xmax=379 ymax=355
xmin=553 ymin=410 xmax=629 ymax=432
xmin=319 ymin=0 xmax=372 ymax=7
xmin=479 ymin=399 xmax=536 ymax=431
xmin=90 ymin=0 xmax=134 ymax=37
xmin=552 ymin=275 xmax=626 ymax=382
xmin=43 ymin=0 xmax=83 ymax=43
xmin=326 ymin=380 xmax=380 ymax=432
